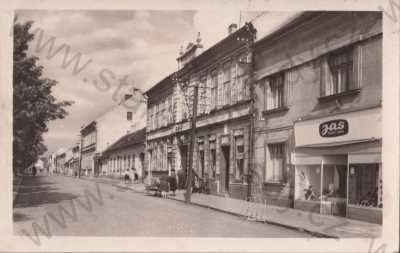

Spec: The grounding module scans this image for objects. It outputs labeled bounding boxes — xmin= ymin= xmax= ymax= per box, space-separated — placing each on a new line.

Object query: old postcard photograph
xmin=1 ymin=0 xmax=399 ymax=252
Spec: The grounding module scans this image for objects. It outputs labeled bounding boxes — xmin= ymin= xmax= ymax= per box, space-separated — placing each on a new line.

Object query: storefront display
xmin=293 ymin=107 xmax=382 ymax=223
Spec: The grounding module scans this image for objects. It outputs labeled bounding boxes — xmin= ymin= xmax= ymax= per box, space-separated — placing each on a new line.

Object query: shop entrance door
xmin=323 ymin=160 xmax=348 ymax=217
xmin=179 ymin=145 xmax=188 ymax=188
xmin=221 ymin=146 xmax=230 ymax=193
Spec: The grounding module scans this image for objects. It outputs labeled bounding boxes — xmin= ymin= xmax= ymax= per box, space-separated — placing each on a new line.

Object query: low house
xmin=101 ymin=128 xmax=146 ymax=180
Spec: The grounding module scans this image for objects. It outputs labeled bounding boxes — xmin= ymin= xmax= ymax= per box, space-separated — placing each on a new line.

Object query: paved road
xmin=13 ymin=175 xmax=311 ymax=238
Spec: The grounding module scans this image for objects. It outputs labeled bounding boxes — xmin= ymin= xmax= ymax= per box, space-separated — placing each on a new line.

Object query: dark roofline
xmin=176 ymin=43 xmax=198 ymax=61
xmin=144 ymin=72 xmax=175 ymax=96
xmin=103 ymin=127 xmax=146 ymax=154
xmin=254 ymin=12 xmax=327 ymax=49
xmin=192 ymin=22 xmax=256 ymax=68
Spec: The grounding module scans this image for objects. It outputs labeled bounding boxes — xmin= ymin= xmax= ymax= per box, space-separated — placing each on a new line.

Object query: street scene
xmin=14 ymin=174 xmax=310 ymax=238
xmin=13 ymin=10 xmax=383 ymax=240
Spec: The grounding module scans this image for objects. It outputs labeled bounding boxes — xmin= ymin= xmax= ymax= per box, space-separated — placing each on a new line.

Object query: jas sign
xmin=319 ymin=119 xmax=349 ymax=137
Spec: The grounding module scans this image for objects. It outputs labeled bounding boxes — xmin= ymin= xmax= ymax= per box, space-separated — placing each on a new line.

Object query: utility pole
xmin=239 ymin=22 xmax=256 ymax=201
xmin=185 ymin=82 xmax=199 ymax=204
xmin=78 ymin=133 xmax=83 ymax=178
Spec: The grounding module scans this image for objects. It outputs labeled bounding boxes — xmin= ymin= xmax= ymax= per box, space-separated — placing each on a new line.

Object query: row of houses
xmin=49 ymin=11 xmax=382 ymax=224
xmin=48 ymin=95 xmax=147 ymax=179
xmin=144 ymin=11 xmax=382 ymax=224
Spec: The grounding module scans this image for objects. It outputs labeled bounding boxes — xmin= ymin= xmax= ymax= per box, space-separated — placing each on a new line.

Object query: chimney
xmin=124 ymin=94 xmax=133 ymax=100
xmin=228 ymin=23 xmax=238 ymax=35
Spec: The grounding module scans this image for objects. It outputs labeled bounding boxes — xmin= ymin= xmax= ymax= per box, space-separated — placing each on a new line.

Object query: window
xmin=217 ymin=70 xmax=224 ymax=107
xmin=210 ymin=147 xmax=216 ymax=178
xmin=168 ymin=96 xmax=173 ymax=124
xmin=211 ymin=72 xmax=218 ymax=109
xmin=321 ymin=47 xmax=358 ymax=97
xmin=235 ymin=136 xmax=245 ymax=181
xmin=223 ymin=64 xmax=231 ymax=105
xmin=265 ymin=73 xmax=285 ymax=111
xmin=127 ymin=111 xmax=132 ymax=121
xmin=327 ymin=48 xmax=353 ymax=95
xmin=349 ymin=164 xmax=382 ymax=208
xmin=198 ymin=78 xmax=207 ymax=115
xmin=265 ymin=143 xmax=285 ymax=183
xmin=231 ymin=63 xmax=238 ymax=104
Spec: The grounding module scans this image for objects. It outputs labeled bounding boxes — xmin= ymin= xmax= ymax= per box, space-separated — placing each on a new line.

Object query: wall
xmin=253 ymin=12 xmax=382 ymax=208
xmin=102 ymin=144 xmax=145 ymax=178
xmin=96 ymin=100 xmax=146 ymax=154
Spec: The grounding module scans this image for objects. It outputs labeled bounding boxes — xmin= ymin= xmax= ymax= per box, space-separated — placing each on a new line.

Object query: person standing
xmin=168 ymin=170 xmax=177 ymax=196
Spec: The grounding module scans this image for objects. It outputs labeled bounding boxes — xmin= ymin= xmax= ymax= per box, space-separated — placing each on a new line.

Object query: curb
xmin=70 ymin=175 xmax=336 ymax=238
xmin=167 ymin=195 xmax=336 ymax=238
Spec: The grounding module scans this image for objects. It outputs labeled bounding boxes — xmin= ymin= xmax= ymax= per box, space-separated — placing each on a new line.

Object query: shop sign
xmin=319 ymin=119 xmax=348 ymax=137
xmin=294 ymin=107 xmax=381 ymax=147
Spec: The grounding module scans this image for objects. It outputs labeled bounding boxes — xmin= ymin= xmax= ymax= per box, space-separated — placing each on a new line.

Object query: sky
xmin=16 ymin=9 xmax=299 ymax=155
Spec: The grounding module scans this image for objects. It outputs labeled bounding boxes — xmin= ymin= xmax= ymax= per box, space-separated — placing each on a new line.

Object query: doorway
xmin=323 ymin=158 xmax=348 ymax=217
xmin=221 ymin=146 xmax=230 ymax=193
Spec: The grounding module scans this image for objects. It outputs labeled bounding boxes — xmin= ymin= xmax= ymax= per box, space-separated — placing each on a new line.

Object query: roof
xmin=103 ymin=128 xmax=146 ymax=154
xmin=144 ymin=72 xmax=175 ymax=96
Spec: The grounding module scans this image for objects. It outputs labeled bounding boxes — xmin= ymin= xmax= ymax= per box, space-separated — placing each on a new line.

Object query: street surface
xmin=13 ymin=175 xmax=311 ymax=238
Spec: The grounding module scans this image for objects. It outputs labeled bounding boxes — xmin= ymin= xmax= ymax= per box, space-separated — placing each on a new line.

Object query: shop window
xmin=265 ymin=143 xmax=285 ymax=183
xmin=235 ymin=136 xmax=245 ymax=181
xmin=265 ymin=73 xmax=285 ymax=111
xmin=349 ymin=164 xmax=382 ymax=208
xmin=295 ymin=165 xmax=322 ymax=201
xmin=127 ymin=111 xmax=132 ymax=121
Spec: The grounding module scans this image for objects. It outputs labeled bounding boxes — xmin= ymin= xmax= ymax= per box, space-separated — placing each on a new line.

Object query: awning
xmin=348 ymin=153 xmax=381 ymax=164
xmin=296 ymin=138 xmax=379 ymax=148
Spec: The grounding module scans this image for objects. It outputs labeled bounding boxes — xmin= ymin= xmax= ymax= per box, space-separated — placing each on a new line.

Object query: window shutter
xmin=218 ymin=70 xmax=224 ymax=107
xmin=266 ymin=79 xmax=274 ymax=110
xmin=320 ymin=57 xmax=333 ymax=97
xmin=206 ymin=76 xmax=212 ymax=113
xmin=263 ymin=78 xmax=268 ymax=111
xmin=265 ymin=146 xmax=271 ymax=182
xmin=285 ymin=70 xmax=293 ymax=107
xmin=351 ymin=45 xmax=361 ymax=90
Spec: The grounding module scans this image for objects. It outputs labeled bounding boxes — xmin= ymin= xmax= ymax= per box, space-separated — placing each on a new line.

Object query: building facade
xmin=145 ymin=23 xmax=257 ymax=199
xmin=79 ymin=95 xmax=146 ymax=177
xmin=174 ymin=23 xmax=256 ymax=199
xmin=101 ymin=128 xmax=146 ymax=179
xmin=252 ymin=11 xmax=382 ymax=223
xmin=145 ymin=74 xmax=176 ymax=179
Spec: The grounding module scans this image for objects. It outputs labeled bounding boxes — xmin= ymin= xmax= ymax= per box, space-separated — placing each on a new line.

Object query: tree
xmin=13 ymin=19 xmax=72 ymax=175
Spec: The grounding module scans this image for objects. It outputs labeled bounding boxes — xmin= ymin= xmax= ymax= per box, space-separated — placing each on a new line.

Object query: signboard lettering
xmin=319 ymin=119 xmax=348 ymax=137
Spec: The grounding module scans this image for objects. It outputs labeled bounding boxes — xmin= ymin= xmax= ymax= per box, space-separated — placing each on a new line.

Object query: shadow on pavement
xmin=13 ymin=175 xmax=79 ymax=208
xmin=13 ymin=212 xmax=31 ymax=222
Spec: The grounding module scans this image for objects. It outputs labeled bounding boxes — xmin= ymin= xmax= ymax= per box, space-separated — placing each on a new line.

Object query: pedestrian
xmin=159 ymin=176 xmax=170 ymax=198
xmin=168 ymin=170 xmax=177 ymax=196
xmin=124 ymin=169 xmax=131 ymax=184
xmin=134 ymin=169 xmax=139 ymax=184
xmin=32 ymin=166 xmax=37 ymax=176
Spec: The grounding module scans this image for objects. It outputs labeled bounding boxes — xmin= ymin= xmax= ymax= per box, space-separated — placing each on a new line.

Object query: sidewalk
xmin=78 ymin=175 xmax=146 ymax=192
xmin=168 ymin=191 xmax=382 ymax=238
xmin=76 ymin=175 xmax=381 ymax=238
